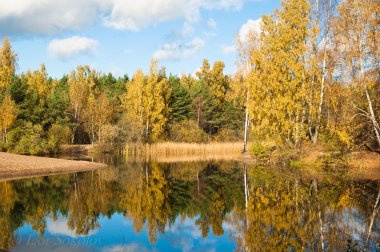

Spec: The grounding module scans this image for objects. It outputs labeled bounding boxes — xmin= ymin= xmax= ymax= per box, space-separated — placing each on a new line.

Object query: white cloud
xmin=153 ymin=37 xmax=205 ymax=61
xmin=220 ymin=18 xmax=262 ymax=56
xmin=204 ymin=31 xmax=217 ymax=37
xmin=123 ymin=49 xmax=134 ymax=55
xmin=102 ymin=244 xmax=150 ymax=252
xmin=238 ymin=18 xmax=262 ymax=44
xmin=47 ymin=218 xmax=97 ymax=238
xmin=0 ymin=0 xmax=99 ymax=35
xmin=181 ymin=22 xmax=195 ymax=38
xmin=0 ymin=0 xmax=247 ymax=35
xmin=208 ymin=18 xmax=217 ymax=29
xmin=221 ymin=44 xmax=236 ymax=54
xmin=48 ymin=36 xmax=98 ymax=59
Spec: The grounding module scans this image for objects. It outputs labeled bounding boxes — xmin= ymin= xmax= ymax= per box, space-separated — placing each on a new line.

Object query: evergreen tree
xmin=168 ymin=75 xmax=192 ymax=123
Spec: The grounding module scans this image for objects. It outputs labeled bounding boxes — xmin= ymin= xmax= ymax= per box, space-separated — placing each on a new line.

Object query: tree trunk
xmin=313 ymin=0 xmax=330 ymax=144
xmin=365 ymin=88 xmax=380 ymax=147
xmin=146 ymin=115 xmax=150 ymax=140
xmin=243 ymin=108 xmax=249 ymax=153
xmin=72 ymin=105 xmax=79 ymax=144
xmin=313 ymin=45 xmax=327 ymax=144
xmin=359 ymin=37 xmax=380 ymax=147
xmin=91 ymin=114 xmax=94 ymax=147
xmin=4 ymin=127 xmax=7 ymax=143
xmin=197 ymin=105 xmax=201 ymax=128
xmin=98 ymin=121 xmax=101 ymax=144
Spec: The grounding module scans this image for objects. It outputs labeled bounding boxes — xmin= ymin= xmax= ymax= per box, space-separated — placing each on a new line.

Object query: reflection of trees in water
xmin=0 ymin=162 xmax=379 ymax=251
xmin=230 ymin=166 xmax=380 ymax=251
xmin=120 ymin=162 xmax=244 ymax=242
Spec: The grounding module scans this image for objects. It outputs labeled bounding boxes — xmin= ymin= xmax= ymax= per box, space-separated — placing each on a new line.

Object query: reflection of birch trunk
xmin=145 ymin=164 xmax=149 ymax=187
xmin=91 ymin=170 xmax=94 ymax=186
xmin=74 ymin=173 xmax=78 ymax=201
xmin=366 ymin=186 xmax=380 ymax=246
xmin=310 ymin=179 xmax=324 ymax=251
xmin=244 ymin=165 xmax=249 ymax=209
xmin=197 ymin=170 xmax=200 ymax=196
xmin=244 ymin=164 xmax=250 ymax=249
xmin=295 ymin=179 xmax=299 ymax=208
xmin=98 ymin=169 xmax=102 ymax=190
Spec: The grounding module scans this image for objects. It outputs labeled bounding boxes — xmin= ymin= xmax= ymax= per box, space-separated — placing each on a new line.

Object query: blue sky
xmin=0 ymin=0 xmax=281 ymax=78
xmin=14 ymin=214 xmax=238 ymax=252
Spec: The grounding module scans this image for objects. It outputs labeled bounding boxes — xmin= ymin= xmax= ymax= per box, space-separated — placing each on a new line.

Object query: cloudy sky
xmin=0 ymin=0 xmax=280 ymax=78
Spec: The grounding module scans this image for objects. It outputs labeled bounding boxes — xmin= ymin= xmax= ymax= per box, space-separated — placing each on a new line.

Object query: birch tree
xmin=0 ymin=94 xmax=18 ymax=143
xmin=247 ymin=0 xmax=311 ymax=146
xmin=68 ymin=66 xmax=94 ymax=143
xmin=333 ymin=0 xmax=380 ymax=147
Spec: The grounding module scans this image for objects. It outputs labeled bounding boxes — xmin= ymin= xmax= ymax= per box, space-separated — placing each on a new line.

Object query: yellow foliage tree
xmin=123 ymin=60 xmax=171 ymax=142
xmin=0 ymin=94 xmax=18 ymax=143
xmin=143 ymin=60 xmax=171 ymax=142
xmin=332 ymin=0 xmax=380 ymax=147
xmin=0 ymin=38 xmax=16 ymax=94
xmin=247 ymin=0 xmax=311 ymax=147
xmin=26 ymin=64 xmax=50 ymax=104
xmin=68 ymin=66 xmax=95 ymax=143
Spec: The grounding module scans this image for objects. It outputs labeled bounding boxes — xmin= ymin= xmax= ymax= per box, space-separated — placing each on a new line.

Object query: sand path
xmin=0 ymin=152 xmax=107 ymax=181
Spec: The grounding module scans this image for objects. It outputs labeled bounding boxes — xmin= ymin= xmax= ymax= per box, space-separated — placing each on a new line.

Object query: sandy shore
xmin=0 ymin=152 xmax=107 ymax=181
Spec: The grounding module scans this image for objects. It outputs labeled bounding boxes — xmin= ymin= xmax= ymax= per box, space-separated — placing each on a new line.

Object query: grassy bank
xmin=250 ymin=141 xmax=380 ymax=172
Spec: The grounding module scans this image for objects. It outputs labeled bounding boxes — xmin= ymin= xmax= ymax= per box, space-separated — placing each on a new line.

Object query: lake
xmin=0 ymin=153 xmax=379 ymax=251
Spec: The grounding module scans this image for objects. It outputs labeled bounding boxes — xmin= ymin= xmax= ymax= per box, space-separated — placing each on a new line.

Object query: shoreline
xmin=0 ymin=152 xmax=107 ymax=182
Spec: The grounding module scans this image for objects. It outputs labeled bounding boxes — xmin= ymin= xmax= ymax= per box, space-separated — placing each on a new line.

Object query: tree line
xmin=0 ymin=42 xmax=245 ymax=154
xmin=0 ymin=0 xmax=379 ymax=154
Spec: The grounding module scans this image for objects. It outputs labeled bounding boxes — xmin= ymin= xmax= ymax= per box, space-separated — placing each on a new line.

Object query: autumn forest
xmin=0 ymin=0 xmax=379 ymax=155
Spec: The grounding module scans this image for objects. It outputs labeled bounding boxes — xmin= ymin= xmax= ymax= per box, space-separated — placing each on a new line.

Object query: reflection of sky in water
xmin=13 ymin=214 xmax=235 ymax=252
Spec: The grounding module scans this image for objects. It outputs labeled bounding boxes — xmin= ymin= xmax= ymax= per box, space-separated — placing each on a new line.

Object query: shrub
xmin=320 ymin=128 xmax=352 ymax=153
xmin=101 ymin=124 xmax=121 ymax=145
xmin=169 ymin=120 xmax=208 ymax=143
xmin=47 ymin=123 xmax=72 ymax=153
xmin=213 ymin=128 xmax=243 ymax=142
xmin=118 ymin=114 xmax=145 ymax=143
xmin=6 ymin=122 xmax=71 ymax=155
xmin=7 ymin=123 xmax=49 ymax=155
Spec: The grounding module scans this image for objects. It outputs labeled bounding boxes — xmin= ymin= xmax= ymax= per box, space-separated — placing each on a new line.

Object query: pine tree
xmin=168 ymin=75 xmax=192 ymax=123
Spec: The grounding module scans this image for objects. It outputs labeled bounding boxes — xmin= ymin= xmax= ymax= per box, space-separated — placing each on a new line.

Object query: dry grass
xmin=123 ymin=142 xmax=246 ymax=162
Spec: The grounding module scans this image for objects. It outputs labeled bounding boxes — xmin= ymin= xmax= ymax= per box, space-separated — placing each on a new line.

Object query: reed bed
xmin=123 ymin=142 xmax=246 ymax=163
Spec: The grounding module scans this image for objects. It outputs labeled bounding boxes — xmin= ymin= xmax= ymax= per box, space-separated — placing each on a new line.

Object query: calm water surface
xmin=0 ymin=154 xmax=379 ymax=251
